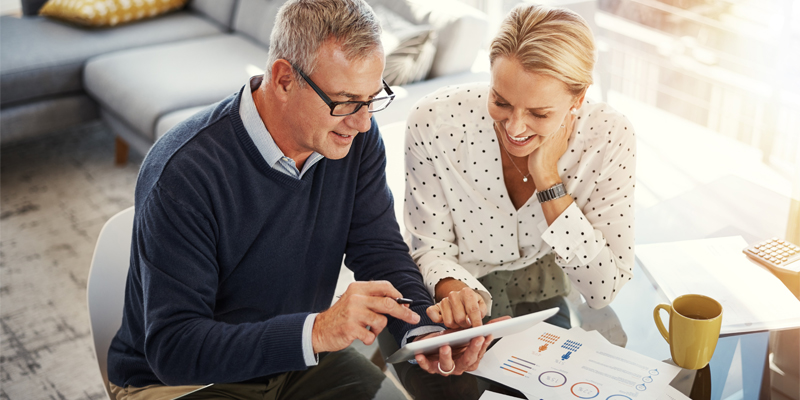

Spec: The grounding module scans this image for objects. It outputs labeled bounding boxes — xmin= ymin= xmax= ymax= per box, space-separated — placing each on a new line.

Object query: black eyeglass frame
xmin=291 ymin=63 xmax=395 ymax=117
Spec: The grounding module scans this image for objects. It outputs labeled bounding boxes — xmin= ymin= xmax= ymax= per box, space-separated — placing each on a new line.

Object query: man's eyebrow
xmin=334 ymin=86 xmax=384 ymax=100
xmin=491 ymin=89 xmax=552 ymax=111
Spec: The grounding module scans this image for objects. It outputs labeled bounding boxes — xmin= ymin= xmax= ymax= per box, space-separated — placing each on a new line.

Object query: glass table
xmin=568 ymin=174 xmax=796 ymax=399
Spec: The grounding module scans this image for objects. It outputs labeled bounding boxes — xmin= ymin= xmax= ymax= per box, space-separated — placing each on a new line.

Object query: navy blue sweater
xmin=107 ymin=86 xmax=438 ymax=387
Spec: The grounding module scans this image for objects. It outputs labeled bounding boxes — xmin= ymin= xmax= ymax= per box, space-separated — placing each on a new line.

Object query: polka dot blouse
xmin=403 ymin=82 xmax=637 ymax=311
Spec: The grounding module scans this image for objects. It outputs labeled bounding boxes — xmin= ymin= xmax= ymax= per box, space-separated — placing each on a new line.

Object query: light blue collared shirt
xmin=240 ymin=77 xmax=324 ymax=180
xmin=239 ymin=78 xmax=440 ymax=365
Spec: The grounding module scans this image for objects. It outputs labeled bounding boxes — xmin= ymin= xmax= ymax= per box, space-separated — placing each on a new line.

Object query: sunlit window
xmin=462 ymin=0 xmax=798 ymax=204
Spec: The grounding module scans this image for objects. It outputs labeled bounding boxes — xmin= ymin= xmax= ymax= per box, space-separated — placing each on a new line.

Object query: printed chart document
xmin=471 ymin=323 xmax=681 ymax=399
xmin=479 ymin=391 xmax=527 ymax=400
xmin=636 ymin=236 xmax=800 ymax=335
xmin=657 ymin=386 xmax=690 ymax=400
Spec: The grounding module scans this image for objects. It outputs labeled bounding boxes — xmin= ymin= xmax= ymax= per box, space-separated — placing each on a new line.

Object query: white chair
xmin=87 ymin=206 xmax=135 ymax=400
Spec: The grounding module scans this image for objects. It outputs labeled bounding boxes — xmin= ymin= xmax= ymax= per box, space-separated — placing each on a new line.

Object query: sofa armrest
xmin=371 ymin=0 xmax=488 ymax=78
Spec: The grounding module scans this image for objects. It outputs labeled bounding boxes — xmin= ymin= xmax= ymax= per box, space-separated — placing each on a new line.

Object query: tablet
xmin=385 ymin=307 xmax=558 ymax=363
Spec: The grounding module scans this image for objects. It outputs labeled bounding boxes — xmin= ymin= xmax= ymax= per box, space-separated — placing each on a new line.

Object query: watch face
xmin=537 ymin=183 xmax=566 ymax=203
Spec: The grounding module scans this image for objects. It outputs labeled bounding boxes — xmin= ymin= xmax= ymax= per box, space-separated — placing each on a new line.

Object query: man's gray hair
xmin=267 ymin=0 xmax=382 ymax=87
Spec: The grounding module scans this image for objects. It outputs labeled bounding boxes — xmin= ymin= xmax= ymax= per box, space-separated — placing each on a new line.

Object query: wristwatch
xmin=536 ymin=183 xmax=567 ymax=203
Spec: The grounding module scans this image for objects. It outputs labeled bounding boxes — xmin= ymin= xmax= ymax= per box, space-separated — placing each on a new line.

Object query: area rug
xmin=1 ymin=121 xmax=143 ymax=399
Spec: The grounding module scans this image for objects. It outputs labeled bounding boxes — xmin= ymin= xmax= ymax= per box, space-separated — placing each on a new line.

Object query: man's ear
xmin=269 ymin=59 xmax=296 ymax=102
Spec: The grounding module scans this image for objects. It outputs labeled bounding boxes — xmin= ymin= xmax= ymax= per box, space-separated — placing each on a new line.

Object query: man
xmin=106 ymin=0 xmax=491 ymax=399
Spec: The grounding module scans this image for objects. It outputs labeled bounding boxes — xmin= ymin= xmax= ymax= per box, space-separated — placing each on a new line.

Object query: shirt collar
xmin=239 ymin=76 xmax=324 ymax=175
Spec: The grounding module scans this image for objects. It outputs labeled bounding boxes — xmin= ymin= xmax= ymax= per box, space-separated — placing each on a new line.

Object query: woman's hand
xmin=528 ymin=112 xmax=576 ymax=185
xmin=413 ymin=316 xmax=512 ymax=376
xmin=428 ymin=279 xmax=487 ymax=329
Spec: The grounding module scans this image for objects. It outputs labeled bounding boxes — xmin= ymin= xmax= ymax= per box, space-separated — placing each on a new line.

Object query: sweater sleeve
xmin=343 ymin=121 xmax=443 ymax=346
xmin=135 ymin=183 xmax=309 ymax=385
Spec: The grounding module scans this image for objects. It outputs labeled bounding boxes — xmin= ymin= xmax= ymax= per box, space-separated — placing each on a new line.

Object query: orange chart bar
xmin=500 ymin=366 xmax=526 ymax=377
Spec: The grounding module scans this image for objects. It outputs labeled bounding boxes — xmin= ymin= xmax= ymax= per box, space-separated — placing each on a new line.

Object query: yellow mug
xmin=653 ymin=294 xmax=723 ymax=370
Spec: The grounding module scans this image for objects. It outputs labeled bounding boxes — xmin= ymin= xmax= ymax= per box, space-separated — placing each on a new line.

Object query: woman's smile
xmin=505 ymin=130 xmax=536 ymax=146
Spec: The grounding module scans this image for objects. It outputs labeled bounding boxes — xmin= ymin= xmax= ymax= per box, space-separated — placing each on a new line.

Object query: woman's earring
xmin=570 ymin=108 xmax=577 ymax=115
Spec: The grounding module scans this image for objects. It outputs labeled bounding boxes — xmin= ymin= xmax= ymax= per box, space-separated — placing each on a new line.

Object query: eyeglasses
xmin=291 ymin=63 xmax=395 ymax=116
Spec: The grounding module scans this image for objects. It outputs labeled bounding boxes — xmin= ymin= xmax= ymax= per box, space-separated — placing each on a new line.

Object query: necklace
xmin=493 ymin=121 xmax=567 ymax=183
xmin=494 ymin=122 xmax=531 ymax=183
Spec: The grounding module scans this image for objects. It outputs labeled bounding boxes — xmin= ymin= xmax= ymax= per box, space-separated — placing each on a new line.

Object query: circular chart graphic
xmin=649 ymin=369 xmax=660 ymax=375
xmin=642 ymin=376 xmax=653 ymax=383
xmin=538 ymin=371 xmax=567 ymax=387
xmin=570 ymin=382 xmax=600 ymax=399
xmin=636 ymin=384 xmax=647 ymax=391
xmin=606 ymin=395 xmax=633 ymax=400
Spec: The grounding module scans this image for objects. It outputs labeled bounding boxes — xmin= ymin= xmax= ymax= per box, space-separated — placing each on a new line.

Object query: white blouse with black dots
xmin=403 ymin=82 xmax=637 ymax=311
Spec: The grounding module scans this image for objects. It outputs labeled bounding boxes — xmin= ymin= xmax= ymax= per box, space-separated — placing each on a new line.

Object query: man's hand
xmin=413 ymin=316 xmax=511 ymax=376
xmin=312 ymin=281 xmax=420 ymax=353
xmin=430 ymin=278 xmax=487 ymax=328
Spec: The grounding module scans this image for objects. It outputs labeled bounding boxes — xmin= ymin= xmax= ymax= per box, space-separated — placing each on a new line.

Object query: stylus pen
xmin=336 ymin=295 xmax=414 ymax=305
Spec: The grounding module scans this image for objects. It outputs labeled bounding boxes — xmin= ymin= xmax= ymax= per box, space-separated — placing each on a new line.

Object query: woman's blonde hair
xmin=267 ymin=0 xmax=382 ymax=87
xmin=490 ymin=4 xmax=595 ymax=96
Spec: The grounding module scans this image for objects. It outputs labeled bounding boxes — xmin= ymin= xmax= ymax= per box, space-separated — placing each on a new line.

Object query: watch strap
xmin=536 ymin=183 xmax=567 ymax=203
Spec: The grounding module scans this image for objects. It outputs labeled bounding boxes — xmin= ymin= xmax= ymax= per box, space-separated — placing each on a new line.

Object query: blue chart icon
xmin=636 ymin=371 xmax=655 ymax=391
xmin=560 ymin=340 xmax=582 ymax=360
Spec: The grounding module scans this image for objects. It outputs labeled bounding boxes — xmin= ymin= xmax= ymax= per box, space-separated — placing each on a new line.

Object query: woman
xmin=404 ymin=4 xmax=636 ymax=335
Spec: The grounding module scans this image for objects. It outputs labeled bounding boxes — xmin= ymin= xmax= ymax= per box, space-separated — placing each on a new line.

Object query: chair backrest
xmin=87 ymin=206 xmax=135 ymax=399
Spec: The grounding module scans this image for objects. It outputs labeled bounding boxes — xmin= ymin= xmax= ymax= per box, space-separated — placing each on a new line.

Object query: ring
xmin=438 ymin=362 xmax=456 ymax=375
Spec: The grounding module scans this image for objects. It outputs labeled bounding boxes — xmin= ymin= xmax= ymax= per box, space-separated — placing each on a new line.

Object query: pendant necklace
xmin=493 ymin=121 xmax=566 ymax=183
xmin=494 ymin=122 xmax=531 ymax=183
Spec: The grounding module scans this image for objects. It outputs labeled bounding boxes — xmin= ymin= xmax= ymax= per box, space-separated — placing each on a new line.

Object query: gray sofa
xmin=1 ymin=0 xmax=489 ymax=162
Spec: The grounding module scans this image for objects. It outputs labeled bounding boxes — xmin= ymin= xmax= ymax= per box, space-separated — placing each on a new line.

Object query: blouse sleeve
xmin=541 ymin=114 xmax=637 ymax=309
xmin=403 ymin=104 xmax=493 ymax=308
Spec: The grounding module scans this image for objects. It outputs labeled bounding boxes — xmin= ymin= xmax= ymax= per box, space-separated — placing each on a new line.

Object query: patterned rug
xmin=1 ymin=122 xmax=143 ymax=399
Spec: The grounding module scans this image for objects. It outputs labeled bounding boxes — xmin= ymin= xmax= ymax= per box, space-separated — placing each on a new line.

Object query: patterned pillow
xmin=373 ymin=5 xmax=437 ymax=86
xmin=40 ymin=0 xmax=188 ymax=27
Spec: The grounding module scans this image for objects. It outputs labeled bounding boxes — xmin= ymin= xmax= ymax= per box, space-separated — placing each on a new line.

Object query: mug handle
xmin=653 ymin=304 xmax=671 ymax=344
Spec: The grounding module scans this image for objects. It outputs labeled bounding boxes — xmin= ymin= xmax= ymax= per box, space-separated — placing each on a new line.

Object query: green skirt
xmin=478 ymin=252 xmax=571 ymax=328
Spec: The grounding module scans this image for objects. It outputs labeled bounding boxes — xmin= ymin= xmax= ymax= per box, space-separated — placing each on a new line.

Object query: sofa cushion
xmin=370 ymin=0 xmax=487 ymax=78
xmin=84 ymin=34 xmax=269 ymax=140
xmin=373 ymin=4 xmax=436 ymax=86
xmin=0 ymin=12 xmax=223 ymax=107
xmin=155 ymin=105 xmax=209 ymax=141
xmin=39 ymin=0 xmax=188 ymax=27
xmin=190 ymin=0 xmax=238 ymax=30
xmin=232 ymin=0 xmax=286 ymax=47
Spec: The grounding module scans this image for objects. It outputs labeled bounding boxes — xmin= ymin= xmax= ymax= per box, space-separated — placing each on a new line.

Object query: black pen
xmin=336 ymin=295 xmax=413 ymax=305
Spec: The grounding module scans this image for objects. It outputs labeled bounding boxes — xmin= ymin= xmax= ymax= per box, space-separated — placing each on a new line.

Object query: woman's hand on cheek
xmin=528 ymin=113 xmax=576 ymax=183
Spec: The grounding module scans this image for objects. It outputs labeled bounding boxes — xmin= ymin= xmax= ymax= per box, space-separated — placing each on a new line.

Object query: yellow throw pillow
xmin=40 ymin=0 xmax=188 ymax=27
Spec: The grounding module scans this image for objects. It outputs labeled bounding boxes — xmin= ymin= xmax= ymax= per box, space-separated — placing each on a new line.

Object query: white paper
xmin=657 ymin=385 xmax=691 ymax=400
xmin=636 ymin=236 xmax=800 ymax=335
xmin=471 ymin=323 xmax=681 ymax=399
xmin=479 ymin=391 xmax=525 ymax=400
